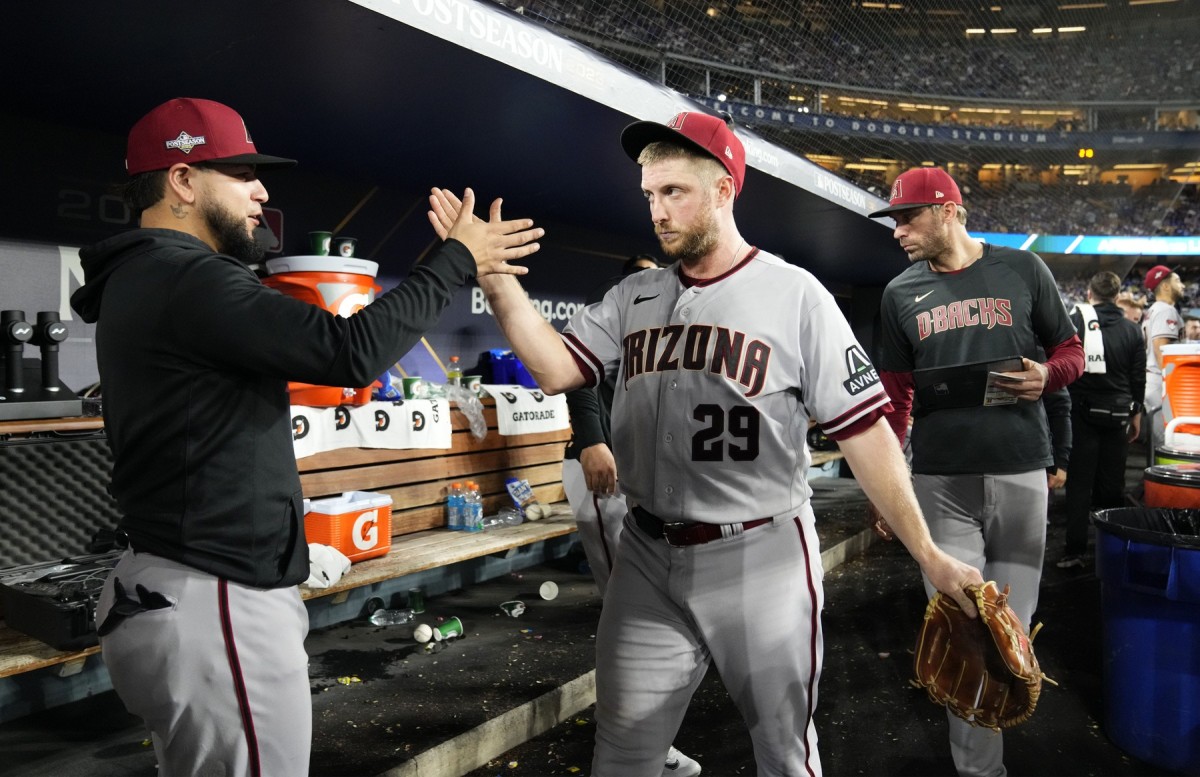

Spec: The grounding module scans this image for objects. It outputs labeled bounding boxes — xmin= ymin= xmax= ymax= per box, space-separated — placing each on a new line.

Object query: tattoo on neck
xmin=170 ymin=203 xmax=188 ymax=219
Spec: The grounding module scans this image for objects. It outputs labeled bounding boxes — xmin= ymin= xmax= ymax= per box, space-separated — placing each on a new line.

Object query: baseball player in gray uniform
xmin=870 ymin=167 xmax=1084 ymax=777
xmin=563 ymin=255 xmax=702 ymax=776
xmin=1141 ymin=264 xmax=1182 ymax=449
xmin=428 ymin=111 xmax=982 ymax=776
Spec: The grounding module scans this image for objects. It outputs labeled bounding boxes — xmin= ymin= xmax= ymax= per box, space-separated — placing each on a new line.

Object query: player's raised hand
xmin=427 ymin=188 xmax=543 ymax=278
xmin=427 ymin=187 xmax=466 ymax=238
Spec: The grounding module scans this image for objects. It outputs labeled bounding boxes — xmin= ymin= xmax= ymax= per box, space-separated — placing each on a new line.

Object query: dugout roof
xmin=1 ymin=0 xmax=907 ymax=286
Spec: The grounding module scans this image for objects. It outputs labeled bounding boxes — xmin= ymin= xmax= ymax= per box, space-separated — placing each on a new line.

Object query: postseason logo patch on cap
xmin=124 ymin=98 xmax=297 ymax=176
xmin=164 ymin=131 xmax=207 ymax=155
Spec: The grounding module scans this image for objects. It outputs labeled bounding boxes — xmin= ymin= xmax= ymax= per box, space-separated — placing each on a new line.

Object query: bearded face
xmin=200 ymin=195 xmax=264 ymax=264
xmin=656 ymin=190 xmax=720 ymax=262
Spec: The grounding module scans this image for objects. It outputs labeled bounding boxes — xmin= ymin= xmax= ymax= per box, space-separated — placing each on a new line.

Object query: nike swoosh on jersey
xmin=915 ymin=290 xmax=935 ymax=302
xmin=634 ymin=294 xmax=660 ymax=304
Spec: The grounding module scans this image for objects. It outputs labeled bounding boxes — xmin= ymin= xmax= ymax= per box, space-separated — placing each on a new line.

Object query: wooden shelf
xmin=0 ymin=512 xmax=577 ymax=680
xmin=0 ymin=416 xmax=103 ymax=436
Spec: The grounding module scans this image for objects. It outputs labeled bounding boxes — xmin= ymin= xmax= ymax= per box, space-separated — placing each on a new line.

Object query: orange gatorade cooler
xmin=263 ymin=255 xmax=383 ymax=407
xmin=304 ymin=490 xmax=393 ymax=562
xmin=1143 ymin=464 xmax=1200 ymax=509
xmin=1161 ymin=344 xmax=1200 ymax=448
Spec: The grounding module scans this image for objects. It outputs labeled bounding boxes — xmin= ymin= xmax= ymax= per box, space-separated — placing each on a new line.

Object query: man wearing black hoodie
xmin=1058 ymin=271 xmax=1145 ymax=569
xmin=70 ymin=97 xmax=542 ymax=776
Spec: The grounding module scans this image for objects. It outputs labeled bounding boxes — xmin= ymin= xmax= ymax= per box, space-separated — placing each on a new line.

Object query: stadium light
xmin=1058 ymin=26 xmax=1087 ymax=31
xmin=965 ymin=28 xmax=987 ymax=34
xmin=1058 ymin=2 xmax=1105 ymax=8
xmin=990 ymin=28 xmax=1018 ymax=33
xmin=1032 ymin=27 xmax=1054 ymax=33
xmin=1129 ymin=0 xmax=1177 ymax=5
xmin=1078 ymin=148 xmax=1095 ymax=158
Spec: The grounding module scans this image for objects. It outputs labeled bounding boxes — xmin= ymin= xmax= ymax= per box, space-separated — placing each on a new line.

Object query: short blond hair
xmin=638 ymin=141 xmax=727 ymax=191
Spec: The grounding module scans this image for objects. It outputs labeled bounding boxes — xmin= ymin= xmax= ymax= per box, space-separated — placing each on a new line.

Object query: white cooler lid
xmin=265 ymin=255 xmax=379 ymax=278
xmin=1162 ymin=343 xmax=1200 ymax=356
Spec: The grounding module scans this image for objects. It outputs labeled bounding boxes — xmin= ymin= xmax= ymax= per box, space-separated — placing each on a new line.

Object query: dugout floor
xmin=0 ymin=448 xmax=1183 ymax=777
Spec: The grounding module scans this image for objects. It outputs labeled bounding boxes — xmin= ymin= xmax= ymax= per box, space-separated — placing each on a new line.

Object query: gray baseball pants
xmin=914 ymin=470 xmax=1047 ymax=777
xmin=97 ymin=549 xmax=311 ymax=777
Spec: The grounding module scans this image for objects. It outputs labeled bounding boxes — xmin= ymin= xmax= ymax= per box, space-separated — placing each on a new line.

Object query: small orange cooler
xmin=1143 ymin=464 xmax=1200 ymax=509
xmin=263 ymin=256 xmax=383 ymax=407
xmin=304 ymin=491 xmax=393 ymax=562
xmin=1161 ymin=344 xmax=1200 ymax=447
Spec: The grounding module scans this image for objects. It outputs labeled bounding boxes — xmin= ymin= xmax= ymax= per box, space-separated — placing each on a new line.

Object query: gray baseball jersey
xmin=562 ymin=248 xmax=890 ymax=523
xmin=1143 ymin=299 xmax=1181 ymax=375
xmin=564 ymin=247 xmax=888 ymax=775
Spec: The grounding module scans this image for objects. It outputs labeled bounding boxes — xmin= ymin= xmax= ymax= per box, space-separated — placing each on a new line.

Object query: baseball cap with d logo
xmin=869 ymin=167 xmax=962 ymax=217
xmin=125 ymin=97 xmax=297 ymax=176
xmin=620 ymin=111 xmax=746 ymax=198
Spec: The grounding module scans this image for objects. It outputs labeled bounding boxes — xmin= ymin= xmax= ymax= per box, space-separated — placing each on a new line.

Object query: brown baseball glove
xmin=912 ymin=581 xmax=1055 ymax=730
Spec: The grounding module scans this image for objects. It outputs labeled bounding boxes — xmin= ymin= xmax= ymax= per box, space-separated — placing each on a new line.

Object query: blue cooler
xmin=1092 ymin=507 xmax=1200 ymax=774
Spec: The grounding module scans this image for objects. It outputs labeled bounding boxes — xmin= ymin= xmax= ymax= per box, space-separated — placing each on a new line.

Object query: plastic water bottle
xmin=369 ymin=608 xmax=415 ymax=626
xmin=464 ymin=481 xmax=483 ymax=532
xmin=446 ymin=355 xmax=463 ymax=386
xmin=483 ymin=507 xmax=525 ymax=529
xmin=447 ymin=482 xmax=464 ymax=531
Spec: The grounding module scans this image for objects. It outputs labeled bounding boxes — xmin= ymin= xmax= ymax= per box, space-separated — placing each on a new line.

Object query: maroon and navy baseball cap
xmin=868 ymin=167 xmax=962 ymax=217
xmin=620 ymin=111 xmax=746 ymax=198
xmin=125 ymin=98 xmax=297 ymax=176
xmin=1144 ymin=264 xmax=1178 ymax=291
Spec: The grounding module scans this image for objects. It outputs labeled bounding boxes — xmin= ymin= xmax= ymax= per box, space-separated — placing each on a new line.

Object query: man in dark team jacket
xmin=871 ymin=167 xmax=1083 ymax=777
xmin=1058 ymin=271 xmax=1145 ymax=568
xmin=70 ymin=97 xmax=542 ymax=777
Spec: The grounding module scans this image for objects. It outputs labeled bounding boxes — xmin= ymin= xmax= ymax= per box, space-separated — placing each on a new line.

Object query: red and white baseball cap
xmin=125 ymin=98 xmax=297 ymax=176
xmin=869 ymin=167 xmax=962 ymax=217
xmin=620 ymin=111 xmax=746 ymax=198
xmin=1144 ymin=264 xmax=1178 ymax=291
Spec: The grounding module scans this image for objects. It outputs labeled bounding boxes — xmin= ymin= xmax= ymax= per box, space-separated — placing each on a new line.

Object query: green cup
xmin=331 ymin=237 xmax=357 ymax=257
xmin=433 ymin=616 xmax=464 ymax=641
xmin=407 ymin=586 xmax=426 ymax=614
xmin=402 ymin=377 xmax=426 ymax=399
xmin=308 ymin=231 xmax=332 ymax=256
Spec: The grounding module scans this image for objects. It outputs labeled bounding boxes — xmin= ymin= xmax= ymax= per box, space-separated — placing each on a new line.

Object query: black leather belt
xmin=632 ymin=505 xmax=772 ymax=547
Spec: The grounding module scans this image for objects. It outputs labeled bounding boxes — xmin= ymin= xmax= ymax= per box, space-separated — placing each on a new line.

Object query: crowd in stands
xmin=497 ymin=0 xmax=1200 ymax=104
xmin=968 ymin=183 xmax=1133 ymax=236
xmin=967 ymin=181 xmax=1197 ymax=237
xmin=491 ymin=1 xmax=1198 ymax=238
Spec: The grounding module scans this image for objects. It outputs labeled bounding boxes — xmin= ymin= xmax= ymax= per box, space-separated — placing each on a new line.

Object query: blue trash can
xmin=1092 ymin=507 xmax=1200 ymax=774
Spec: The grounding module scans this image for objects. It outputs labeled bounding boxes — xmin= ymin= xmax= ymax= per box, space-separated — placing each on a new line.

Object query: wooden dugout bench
xmin=0 ymin=406 xmax=842 ymax=683
xmin=0 ymin=399 xmax=574 ymax=682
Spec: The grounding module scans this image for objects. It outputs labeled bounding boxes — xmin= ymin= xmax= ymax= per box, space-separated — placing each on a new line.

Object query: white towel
xmin=303 ymin=543 xmax=352 ymax=589
xmin=1077 ymin=303 xmax=1106 ymax=374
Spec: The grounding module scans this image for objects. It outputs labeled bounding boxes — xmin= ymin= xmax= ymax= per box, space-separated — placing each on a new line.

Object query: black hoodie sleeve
xmin=167 ymin=240 xmax=475 ymax=385
xmin=1042 ymin=386 xmax=1072 ymax=472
